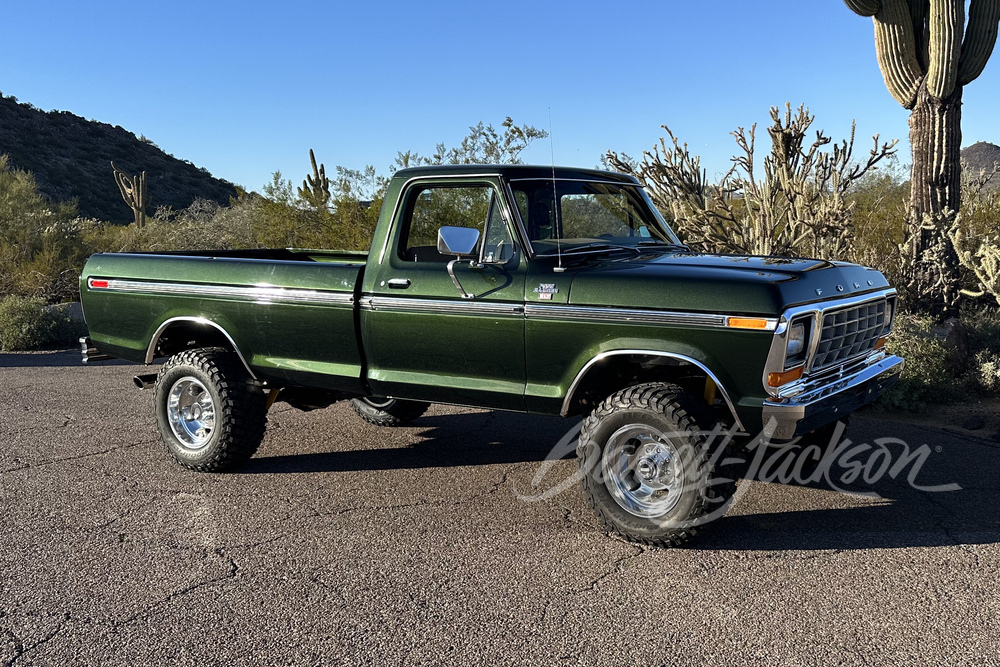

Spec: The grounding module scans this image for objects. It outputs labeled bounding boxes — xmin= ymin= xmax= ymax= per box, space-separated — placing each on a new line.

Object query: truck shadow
xmin=242 ymin=410 xmax=576 ymax=473
xmin=0 ymin=350 xmax=132 ymax=368
xmin=700 ymin=417 xmax=1000 ymax=550
xmin=243 ymin=411 xmax=1000 ymax=550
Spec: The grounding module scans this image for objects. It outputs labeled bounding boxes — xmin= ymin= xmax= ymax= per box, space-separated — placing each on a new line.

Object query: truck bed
xmin=80 ymin=249 xmax=367 ymax=393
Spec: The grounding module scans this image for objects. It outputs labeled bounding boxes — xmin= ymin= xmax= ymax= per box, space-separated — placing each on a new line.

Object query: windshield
xmin=510 ymin=179 xmax=682 ymax=255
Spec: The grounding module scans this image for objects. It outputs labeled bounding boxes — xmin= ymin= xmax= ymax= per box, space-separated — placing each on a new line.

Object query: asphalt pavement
xmin=1 ymin=351 xmax=998 ymax=666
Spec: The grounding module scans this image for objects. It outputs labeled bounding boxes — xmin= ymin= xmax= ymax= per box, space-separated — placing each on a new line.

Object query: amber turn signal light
xmin=768 ymin=365 xmax=804 ymax=387
xmin=727 ymin=317 xmax=774 ymax=331
xmin=874 ymin=336 xmax=887 ymax=349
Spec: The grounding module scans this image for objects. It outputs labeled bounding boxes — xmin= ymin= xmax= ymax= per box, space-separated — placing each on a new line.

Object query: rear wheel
xmin=577 ymin=383 xmax=743 ymax=547
xmin=350 ymin=396 xmax=430 ymax=426
xmin=154 ymin=348 xmax=267 ymax=472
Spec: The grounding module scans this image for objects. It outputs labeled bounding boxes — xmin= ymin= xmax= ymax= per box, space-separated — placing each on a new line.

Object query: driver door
xmin=361 ymin=179 xmax=527 ymax=410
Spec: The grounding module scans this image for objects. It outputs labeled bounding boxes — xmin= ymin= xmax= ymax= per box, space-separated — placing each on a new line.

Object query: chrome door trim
xmin=87 ymin=277 xmax=354 ymax=306
xmin=145 ymin=316 xmax=257 ymax=378
xmin=361 ymin=296 xmax=524 ymax=317
xmin=376 ymin=173 xmax=505 ymax=265
xmin=561 ymin=349 xmax=744 ymax=431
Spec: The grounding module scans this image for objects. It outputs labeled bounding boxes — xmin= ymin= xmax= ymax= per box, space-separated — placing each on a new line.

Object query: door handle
xmin=387 ymin=278 xmax=411 ymax=289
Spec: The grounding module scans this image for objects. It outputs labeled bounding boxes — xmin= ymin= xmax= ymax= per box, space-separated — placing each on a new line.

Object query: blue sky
xmin=3 ymin=0 xmax=998 ymax=192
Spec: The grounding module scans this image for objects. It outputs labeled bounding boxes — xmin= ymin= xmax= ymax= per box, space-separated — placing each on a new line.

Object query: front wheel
xmin=154 ymin=348 xmax=267 ymax=472
xmin=577 ymin=383 xmax=743 ymax=547
xmin=350 ymin=396 xmax=430 ymax=426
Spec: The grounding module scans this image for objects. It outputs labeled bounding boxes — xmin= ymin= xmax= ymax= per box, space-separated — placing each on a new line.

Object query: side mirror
xmin=437 ymin=226 xmax=480 ymax=257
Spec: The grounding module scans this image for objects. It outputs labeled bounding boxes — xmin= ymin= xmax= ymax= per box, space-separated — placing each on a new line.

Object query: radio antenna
xmin=549 ymin=108 xmax=565 ymax=273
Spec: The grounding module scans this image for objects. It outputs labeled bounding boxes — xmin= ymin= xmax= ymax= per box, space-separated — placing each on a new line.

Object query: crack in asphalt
xmin=113 ymin=551 xmax=240 ymax=628
xmin=538 ymin=540 xmax=647 ymax=628
xmin=0 ymin=439 xmax=155 ymax=475
xmin=3 ymin=613 xmax=70 ymax=667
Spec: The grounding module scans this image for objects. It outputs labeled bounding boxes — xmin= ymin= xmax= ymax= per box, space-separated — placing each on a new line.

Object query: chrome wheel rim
xmin=361 ymin=396 xmax=394 ymax=409
xmin=602 ymin=424 xmax=684 ymax=518
xmin=166 ymin=376 xmax=217 ymax=450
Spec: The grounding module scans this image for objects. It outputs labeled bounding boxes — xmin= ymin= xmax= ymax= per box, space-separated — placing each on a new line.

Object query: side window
xmin=401 ymin=185 xmax=514 ymax=263
xmin=483 ymin=197 xmax=515 ymax=263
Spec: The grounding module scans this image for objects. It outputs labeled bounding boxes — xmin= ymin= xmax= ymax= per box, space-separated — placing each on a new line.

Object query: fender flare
xmin=560 ymin=349 xmax=745 ymax=432
xmin=145 ymin=316 xmax=257 ymax=379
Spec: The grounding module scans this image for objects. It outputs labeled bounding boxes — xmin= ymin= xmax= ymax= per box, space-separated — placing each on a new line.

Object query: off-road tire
xmin=350 ymin=397 xmax=430 ymax=426
xmin=154 ymin=347 xmax=267 ymax=472
xmin=577 ymin=383 xmax=744 ymax=548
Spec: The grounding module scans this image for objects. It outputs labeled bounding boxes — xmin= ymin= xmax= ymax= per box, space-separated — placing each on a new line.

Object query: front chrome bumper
xmin=761 ymin=354 xmax=904 ymax=440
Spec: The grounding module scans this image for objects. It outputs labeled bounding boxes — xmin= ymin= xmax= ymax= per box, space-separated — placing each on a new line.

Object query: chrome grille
xmin=811 ymin=300 xmax=886 ymax=371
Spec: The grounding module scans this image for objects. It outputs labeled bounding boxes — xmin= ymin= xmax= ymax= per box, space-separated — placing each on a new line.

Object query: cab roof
xmin=391 ymin=164 xmax=640 ymax=184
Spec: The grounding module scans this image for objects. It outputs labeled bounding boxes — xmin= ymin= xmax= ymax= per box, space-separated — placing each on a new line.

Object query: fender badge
xmin=534 ymin=283 xmax=559 ymax=298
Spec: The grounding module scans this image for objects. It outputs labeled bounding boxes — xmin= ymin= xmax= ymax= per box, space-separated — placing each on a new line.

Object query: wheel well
xmin=149 ymin=320 xmax=237 ymax=362
xmin=564 ymin=354 xmax=734 ymax=425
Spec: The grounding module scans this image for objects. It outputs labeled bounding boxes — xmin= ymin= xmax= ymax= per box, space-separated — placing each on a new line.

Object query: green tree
xmin=399 ymin=116 xmax=548 ymax=167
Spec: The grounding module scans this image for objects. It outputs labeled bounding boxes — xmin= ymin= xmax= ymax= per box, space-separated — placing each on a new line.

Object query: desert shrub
xmin=45 ymin=302 xmax=88 ymax=346
xmin=876 ymin=310 xmax=1000 ymax=410
xmin=0 ymin=155 xmax=83 ymax=301
xmin=973 ymin=350 xmax=1000 ymax=392
xmin=878 ymin=315 xmax=969 ymax=411
xmin=0 ymin=296 xmax=48 ymax=350
xmin=0 ymin=296 xmax=85 ymax=350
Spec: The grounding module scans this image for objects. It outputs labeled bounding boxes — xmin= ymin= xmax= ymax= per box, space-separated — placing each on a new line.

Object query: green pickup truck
xmin=80 ymin=164 xmax=903 ymax=546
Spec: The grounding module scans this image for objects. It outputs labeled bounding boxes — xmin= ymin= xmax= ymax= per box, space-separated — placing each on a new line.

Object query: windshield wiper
xmin=635 ymin=240 xmax=690 ymax=251
xmin=538 ymin=243 xmax=642 ymax=257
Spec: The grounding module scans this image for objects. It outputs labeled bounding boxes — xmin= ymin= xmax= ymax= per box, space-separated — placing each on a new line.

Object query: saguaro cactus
xmin=846 ymin=0 xmax=1000 ymax=315
xmin=297 ymin=149 xmax=331 ymax=210
xmin=112 ymin=162 xmax=147 ymax=228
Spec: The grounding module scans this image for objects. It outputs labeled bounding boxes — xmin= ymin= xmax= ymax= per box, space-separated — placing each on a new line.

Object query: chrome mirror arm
xmin=447 ymin=258 xmax=475 ymax=299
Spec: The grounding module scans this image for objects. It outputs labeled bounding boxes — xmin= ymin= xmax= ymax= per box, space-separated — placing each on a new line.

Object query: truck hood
xmin=564 ymin=251 xmax=891 ymax=315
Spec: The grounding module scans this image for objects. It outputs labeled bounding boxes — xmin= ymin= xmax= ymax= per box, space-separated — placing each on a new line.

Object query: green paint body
xmin=80 ymin=165 xmax=893 ymax=431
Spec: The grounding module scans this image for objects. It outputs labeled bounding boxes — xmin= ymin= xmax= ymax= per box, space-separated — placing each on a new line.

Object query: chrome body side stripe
xmin=359 ymin=295 xmax=776 ymax=330
xmin=524 ymin=304 xmax=733 ymax=329
xmin=88 ymin=278 xmax=354 ymax=306
xmin=361 ymin=296 xmax=523 ymax=317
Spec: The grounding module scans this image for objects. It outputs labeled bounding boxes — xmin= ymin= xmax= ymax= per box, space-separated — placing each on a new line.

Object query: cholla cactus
xmin=607 ymin=104 xmax=895 ymax=259
xmin=112 ymin=162 xmax=147 ymax=228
